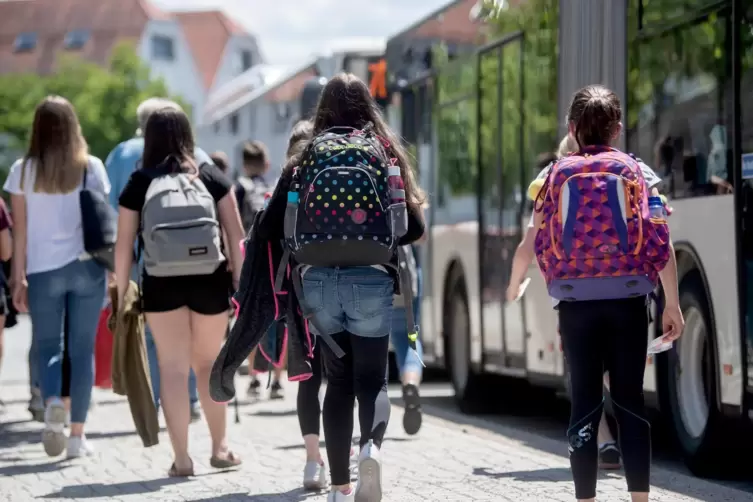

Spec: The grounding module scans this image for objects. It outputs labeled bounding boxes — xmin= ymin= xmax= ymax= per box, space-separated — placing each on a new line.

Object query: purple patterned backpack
xmin=533 ymin=146 xmax=671 ymax=302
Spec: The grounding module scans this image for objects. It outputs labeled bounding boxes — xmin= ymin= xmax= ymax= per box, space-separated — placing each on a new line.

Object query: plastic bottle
xmin=387 ymin=165 xmax=405 ymax=203
xmin=648 ymin=196 xmax=664 ymax=219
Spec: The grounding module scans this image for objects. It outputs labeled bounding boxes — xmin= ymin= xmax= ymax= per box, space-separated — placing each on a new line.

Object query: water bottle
xmin=648 ymin=196 xmax=664 ymax=219
xmin=263 ymin=192 xmax=272 ymax=209
xmin=387 ymin=165 xmax=405 ymax=203
xmin=387 ymin=164 xmax=408 ymax=237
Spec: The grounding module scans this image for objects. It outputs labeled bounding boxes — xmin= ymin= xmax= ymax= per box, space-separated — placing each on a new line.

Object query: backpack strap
xmin=395 ymin=246 xmax=423 ymax=364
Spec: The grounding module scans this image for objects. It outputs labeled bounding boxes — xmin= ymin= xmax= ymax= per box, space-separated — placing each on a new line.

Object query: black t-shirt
xmin=119 ymin=162 xmax=233 ymax=211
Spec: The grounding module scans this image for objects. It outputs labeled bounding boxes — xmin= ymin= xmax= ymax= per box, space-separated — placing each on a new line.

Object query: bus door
xmin=476 ymin=32 xmax=527 ymax=371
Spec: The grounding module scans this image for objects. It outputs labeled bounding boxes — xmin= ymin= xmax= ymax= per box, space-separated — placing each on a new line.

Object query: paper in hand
xmin=514 ymin=278 xmax=531 ymax=302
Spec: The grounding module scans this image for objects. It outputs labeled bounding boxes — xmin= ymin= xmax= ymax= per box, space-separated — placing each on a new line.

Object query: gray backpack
xmin=141 ymin=166 xmax=224 ymax=277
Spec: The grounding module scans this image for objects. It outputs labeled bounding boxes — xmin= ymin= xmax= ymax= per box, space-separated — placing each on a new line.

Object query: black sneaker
xmin=247 ymin=378 xmax=261 ymax=397
xmin=402 ymin=383 xmax=422 ymax=435
xmin=270 ymin=380 xmax=284 ymax=400
xmin=598 ymin=443 xmax=622 ymax=470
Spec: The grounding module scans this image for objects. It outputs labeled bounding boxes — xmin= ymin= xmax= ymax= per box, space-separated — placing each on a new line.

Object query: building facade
xmin=0 ymin=0 xmax=261 ymax=124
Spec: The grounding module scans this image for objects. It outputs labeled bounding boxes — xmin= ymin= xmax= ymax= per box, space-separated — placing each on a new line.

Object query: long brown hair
xmin=311 ymin=73 xmax=425 ymax=214
xmin=142 ymin=106 xmax=197 ymax=174
xmin=22 ymin=96 xmax=88 ymax=193
xmin=567 ymin=85 xmax=621 ymax=149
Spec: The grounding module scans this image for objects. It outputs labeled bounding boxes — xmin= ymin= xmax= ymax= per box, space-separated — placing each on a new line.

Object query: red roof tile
xmin=175 ymin=10 xmax=250 ymax=91
xmin=0 ymin=0 xmax=151 ymax=74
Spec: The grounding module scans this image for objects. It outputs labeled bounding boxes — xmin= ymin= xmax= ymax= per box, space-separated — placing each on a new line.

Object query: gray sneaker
xmin=190 ymin=402 xmax=202 ymax=423
xmin=28 ymin=388 xmax=44 ymax=423
xmin=42 ymin=398 xmax=68 ymax=457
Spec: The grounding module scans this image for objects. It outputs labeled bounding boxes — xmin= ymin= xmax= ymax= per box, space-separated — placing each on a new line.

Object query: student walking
xmin=235 ymin=140 xmax=285 ymax=399
xmin=114 ymin=106 xmax=245 ymax=477
xmin=507 ymin=85 xmax=684 ymax=502
xmin=5 ymin=96 xmax=109 ymax=458
xmin=105 ymin=98 xmax=212 ymax=422
xmin=259 ymin=74 xmax=426 ymax=502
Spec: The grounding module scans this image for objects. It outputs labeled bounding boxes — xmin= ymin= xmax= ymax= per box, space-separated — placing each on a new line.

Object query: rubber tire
xmin=445 ymin=273 xmax=488 ymax=414
xmin=664 ymin=273 xmax=732 ymax=477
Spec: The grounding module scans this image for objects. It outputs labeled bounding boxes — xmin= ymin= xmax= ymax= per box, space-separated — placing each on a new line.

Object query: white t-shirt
xmin=4 ymin=156 xmax=111 ymax=275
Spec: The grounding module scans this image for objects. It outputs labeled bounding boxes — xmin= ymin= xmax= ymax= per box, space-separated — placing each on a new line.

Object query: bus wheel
xmin=446 ymin=274 xmax=486 ymax=413
xmin=665 ymin=274 xmax=727 ymax=477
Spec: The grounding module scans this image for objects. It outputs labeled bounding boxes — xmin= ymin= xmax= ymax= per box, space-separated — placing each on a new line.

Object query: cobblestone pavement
xmin=1 ymin=317 xmax=751 ymax=501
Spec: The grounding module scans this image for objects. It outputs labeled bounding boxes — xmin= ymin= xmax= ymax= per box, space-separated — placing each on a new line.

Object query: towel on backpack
xmin=210 ymin=212 xmax=314 ymax=403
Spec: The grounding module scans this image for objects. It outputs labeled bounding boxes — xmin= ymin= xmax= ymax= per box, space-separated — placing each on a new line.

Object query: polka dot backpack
xmin=282 ymin=123 xmax=408 ymax=267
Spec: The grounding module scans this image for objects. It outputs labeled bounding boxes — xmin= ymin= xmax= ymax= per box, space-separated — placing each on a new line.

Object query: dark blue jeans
xmin=27 ymin=259 xmax=106 ymax=423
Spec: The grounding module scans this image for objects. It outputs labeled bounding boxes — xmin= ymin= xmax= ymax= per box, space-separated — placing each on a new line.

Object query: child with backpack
xmin=114 ymin=106 xmax=245 ymax=477
xmin=507 ymin=85 xmax=684 ymax=502
xmin=258 ymin=74 xmax=425 ymax=502
xmin=234 ymin=140 xmax=285 ymax=399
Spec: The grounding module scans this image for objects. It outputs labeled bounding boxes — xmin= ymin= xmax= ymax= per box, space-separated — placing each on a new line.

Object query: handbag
xmin=80 ymin=164 xmax=117 ymax=271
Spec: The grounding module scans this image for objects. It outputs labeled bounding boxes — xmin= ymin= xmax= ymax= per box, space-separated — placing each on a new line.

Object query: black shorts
xmin=141 ymin=265 xmax=231 ymax=316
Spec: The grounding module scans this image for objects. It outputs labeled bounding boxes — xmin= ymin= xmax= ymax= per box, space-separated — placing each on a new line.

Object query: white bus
xmin=389 ymin=0 xmax=753 ymax=476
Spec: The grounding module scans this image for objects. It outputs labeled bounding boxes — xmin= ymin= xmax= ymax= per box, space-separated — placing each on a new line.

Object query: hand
xmin=662 ymin=303 xmax=685 ymax=342
xmin=11 ymin=278 xmax=28 ymax=313
xmin=506 ymin=282 xmax=520 ymax=303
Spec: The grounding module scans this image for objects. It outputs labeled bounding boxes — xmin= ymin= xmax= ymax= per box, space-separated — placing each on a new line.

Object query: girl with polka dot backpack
xmin=272 ymin=73 xmax=426 ymax=502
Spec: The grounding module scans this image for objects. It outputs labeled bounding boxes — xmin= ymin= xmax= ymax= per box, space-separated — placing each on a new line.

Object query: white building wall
xmin=196 ymin=97 xmax=297 ymax=180
xmin=210 ymin=35 xmax=263 ymax=94
xmin=138 ymin=19 xmax=206 ymax=124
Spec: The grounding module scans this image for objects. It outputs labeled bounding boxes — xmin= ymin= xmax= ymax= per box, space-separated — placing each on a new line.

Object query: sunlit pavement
xmin=0 ymin=316 xmax=750 ymax=501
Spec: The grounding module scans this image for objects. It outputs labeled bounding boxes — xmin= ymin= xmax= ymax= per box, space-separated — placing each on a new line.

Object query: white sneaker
xmin=355 ymin=441 xmax=382 ymax=502
xmin=67 ymin=435 xmax=94 ymax=458
xmin=349 ymin=446 xmax=359 ymax=478
xmin=327 ymin=488 xmax=355 ymax=502
xmin=42 ymin=398 xmax=67 ymax=457
xmin=303 ymin=459 xmax=327 ymax=490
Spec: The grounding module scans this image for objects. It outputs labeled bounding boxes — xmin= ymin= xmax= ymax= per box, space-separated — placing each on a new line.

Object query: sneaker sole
xmin=43 ymin=404 xmax=68 ymax=457
xmin=355 ymin=457 xmax=382 ymax=502
xmin=303 ymin=479 xmax=326 ymax=491
xmin=402 ymin=384 xmax=422 ymax=436
xmin=599 ymin=462 xmax=622 ymax=470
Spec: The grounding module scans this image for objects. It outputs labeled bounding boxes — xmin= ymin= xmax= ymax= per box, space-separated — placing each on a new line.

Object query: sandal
xmin=210 ymin=450 xmax=242 ymax=469
xmin=168 ymin=460 xmax=194 ymax=477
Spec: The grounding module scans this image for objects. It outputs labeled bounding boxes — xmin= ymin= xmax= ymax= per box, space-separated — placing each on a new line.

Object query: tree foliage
xmin=431 ymin=0 xmax=559 ymax=200
xmin=0 ymin=42 xmax=188 ymax=174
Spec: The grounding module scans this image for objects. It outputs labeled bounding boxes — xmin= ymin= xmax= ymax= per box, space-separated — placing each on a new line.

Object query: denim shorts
xmin=301 ymin=266 xmax=394 ymax=338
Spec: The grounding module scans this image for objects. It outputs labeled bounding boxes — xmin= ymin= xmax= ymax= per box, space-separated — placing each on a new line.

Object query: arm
xmin=9 ymin=194 xmax=27 ymax=310
xmin=114 ymin=207 xmax=138 ymax=309
xmin=0 ymin=228 xmax=11 ymax=262
xmin=506 ymin=211 xmax=542 ymax=301
xmin=217 ymin=192 xmax=245 ymax=290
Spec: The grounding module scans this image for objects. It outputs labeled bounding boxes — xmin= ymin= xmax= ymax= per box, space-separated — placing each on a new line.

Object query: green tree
xmin=0 ymin=42 xmax=188 ymax=170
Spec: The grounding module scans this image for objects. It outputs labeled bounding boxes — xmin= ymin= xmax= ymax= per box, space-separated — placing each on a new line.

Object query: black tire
xmin=664 ymin=273 xmax=735 ymax=477
xmin=445 ymin=272 xmax=488 ymax=414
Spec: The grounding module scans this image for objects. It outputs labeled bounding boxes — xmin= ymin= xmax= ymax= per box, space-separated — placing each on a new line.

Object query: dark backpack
xmin=236 ymin=176 xmax=268 ymax=233
xmin=282 ymin=124 xmax=408 ymax=267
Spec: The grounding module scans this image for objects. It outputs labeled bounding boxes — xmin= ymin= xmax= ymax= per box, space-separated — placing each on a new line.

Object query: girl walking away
xmin=114 ymin=106 xmax=245 ymax=477
xmin=260 ymin=75 xmax=425 ymax=502
xmin=4 ymin=96 xmax=109 ymax=458
xmin=0 ymin=199 xmax=12 ymax=380
xmin=507 ymin=85 xmax=684 ymax=502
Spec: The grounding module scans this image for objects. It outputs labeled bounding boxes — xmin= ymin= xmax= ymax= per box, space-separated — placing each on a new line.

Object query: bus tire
xmin=665 ymin=272 xmax=729 ymax=477
xmin=445 ymin=273 xmax=486 ymax=414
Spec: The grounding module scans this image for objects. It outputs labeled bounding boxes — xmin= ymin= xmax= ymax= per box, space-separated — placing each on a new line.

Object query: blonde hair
xmin=22 ymin=96 xmax=88 ymax=193
xmin=136 ymin=98 xmax=183 ymax=136
xmin=556 ymin=134 xmax=578 ymax=159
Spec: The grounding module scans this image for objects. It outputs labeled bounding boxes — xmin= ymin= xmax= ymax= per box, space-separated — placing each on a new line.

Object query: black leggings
xmin=297 ymin=343 xmax=323 ymax=437
xmin=559 ymin=297 xmax=651 ymax=499
xmin=321 ymin=332 xmax=390 ymax=486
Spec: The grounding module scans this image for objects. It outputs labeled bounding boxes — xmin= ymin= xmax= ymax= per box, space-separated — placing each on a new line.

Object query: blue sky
xmin=153 ymin=0 xmax=450 ymax=67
